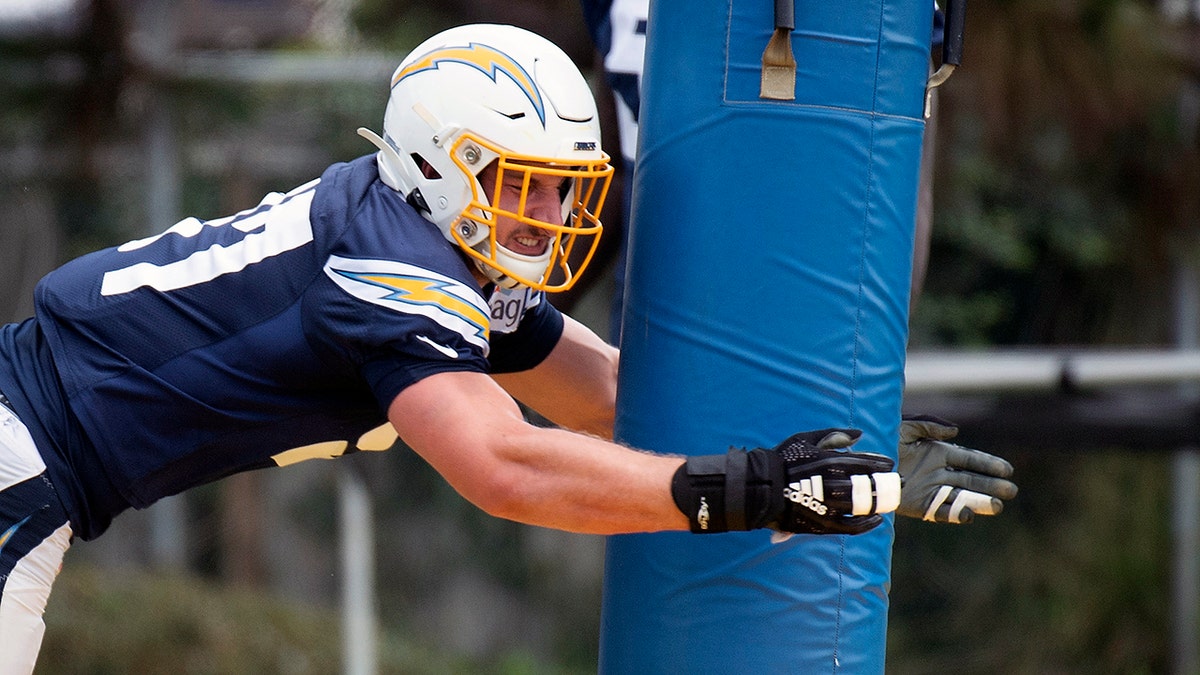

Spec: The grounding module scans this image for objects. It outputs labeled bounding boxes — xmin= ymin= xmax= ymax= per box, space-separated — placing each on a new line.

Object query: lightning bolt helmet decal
xmin=392 ymin=42 xmax=547 ymax=127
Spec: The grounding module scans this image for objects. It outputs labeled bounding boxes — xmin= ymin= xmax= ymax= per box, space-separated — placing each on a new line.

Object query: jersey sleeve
xmin=359 ymin=335 xmax=482 ymax=409
xmin=315 ymin=254 xmax=493 ymax=407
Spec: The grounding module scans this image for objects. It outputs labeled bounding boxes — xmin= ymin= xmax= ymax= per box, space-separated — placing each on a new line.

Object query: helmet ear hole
xmin=411 ymin=154 xmax=442 ymax=180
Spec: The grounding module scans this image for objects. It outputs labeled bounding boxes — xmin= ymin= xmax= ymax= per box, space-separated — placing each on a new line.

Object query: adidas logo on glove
xmin=783 ymin=477 xmax=828 ymax=515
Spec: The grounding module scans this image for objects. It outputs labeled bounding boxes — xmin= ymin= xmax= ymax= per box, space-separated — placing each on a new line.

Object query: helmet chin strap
xmin=476 ymin=259 xmax=522 ymax=290
xmin=473 ymin=242 xmax=552 ymax=290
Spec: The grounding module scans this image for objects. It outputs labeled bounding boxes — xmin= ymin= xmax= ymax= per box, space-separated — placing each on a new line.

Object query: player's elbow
xmin=436 ymin=422 xmax=562 ymax=525
xmin=463 ymin=465 xmax=532 ymax=522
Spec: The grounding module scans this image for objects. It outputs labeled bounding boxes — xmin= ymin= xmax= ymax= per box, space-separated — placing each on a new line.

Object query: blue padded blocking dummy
xmin=599 ymin=0 xmax=932 ymax=673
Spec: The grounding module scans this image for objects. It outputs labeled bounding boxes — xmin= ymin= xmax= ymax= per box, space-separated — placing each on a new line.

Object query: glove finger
xmin=898 ymin=415 xmax=959 ymax=443
xmin=793 ymin=476 xmax=853 ymax=513
xmin=926 ymin=488 xmax=999 ymax=523
xmin=833 ymin=514 xmax=884 ymax=535
xmin=798 ymin=452 xmax=895 ymax=476
xmin=816 ymin=428 xmax=862 ymax=449
xmin=958 ymin=490 xmax=1004 ymax=516
xmin=933 ymin=504 xmax=975 ymax=524
xmin=944 ymin=445 xmax=1014 ymax=478
xmin=844 ymin=451 xmax=896 ymax=473
xmin=806 ymin=474 xmax=899 ymax=515
xmin=935 ymin=468 xmax=1019 ymax=500
xmin=787 ymin=512 xmax=882 ymax=535
xmin=778 ymin=428 xmax=862 ymax=452
xmin=850 ymin=471 xmax=901 ymax=515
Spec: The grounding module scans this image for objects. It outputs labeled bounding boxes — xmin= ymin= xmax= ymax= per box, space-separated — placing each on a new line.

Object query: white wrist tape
xmin=925 ymin=487 xmax=997 ymax=523
xmin=924 ymin=485 xmax=955 ymax=522
xmin=850 ymin=471 xmax=902 ymax=515
xmin=955 ymin=490 xmax=999 ymax=519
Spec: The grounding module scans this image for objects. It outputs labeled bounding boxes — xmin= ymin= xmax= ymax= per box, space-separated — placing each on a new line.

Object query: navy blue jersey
xmin=0 ymin=155 xmax=563 ymax=540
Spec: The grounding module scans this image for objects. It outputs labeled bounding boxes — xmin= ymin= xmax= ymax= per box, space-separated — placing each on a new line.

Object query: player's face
xmin=477 ymin=161 xmax=568 ymax=257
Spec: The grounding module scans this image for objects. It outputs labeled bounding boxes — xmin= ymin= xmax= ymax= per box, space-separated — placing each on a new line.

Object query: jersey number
xmin=100 ymin=183 xmax=318 ymax=296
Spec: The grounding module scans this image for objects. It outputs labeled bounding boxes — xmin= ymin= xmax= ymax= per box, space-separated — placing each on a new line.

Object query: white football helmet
xmin=359 ymin=23 xmax=613 ymax=292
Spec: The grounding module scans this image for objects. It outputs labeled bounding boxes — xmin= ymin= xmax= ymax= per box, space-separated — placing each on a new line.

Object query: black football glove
xmin=671 ymin=428 xmax=900 ymax=537
xmin=897 ymin=415 xmax=1019 ymax=524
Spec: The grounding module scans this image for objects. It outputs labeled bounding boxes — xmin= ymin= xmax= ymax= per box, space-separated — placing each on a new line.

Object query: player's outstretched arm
xmin=389 ymin=371 xmax=899 ymax=536
xmin=392 ymin=368 xmax=686 ymax=534
xmin=896 ymin=415 xmax=1019 ymax=524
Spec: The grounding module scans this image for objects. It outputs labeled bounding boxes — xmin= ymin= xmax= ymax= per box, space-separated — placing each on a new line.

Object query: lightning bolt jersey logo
xmin=0 ymin=514 xmax=32 ymax=558
xmin=324 ymin=256 xmax=490 ymax=354
xmin=393 ymin=42 xmax=546 ymax=127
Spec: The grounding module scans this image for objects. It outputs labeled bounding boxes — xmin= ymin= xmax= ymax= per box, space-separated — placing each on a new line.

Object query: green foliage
xmin=888 ymin=450 xmax=1175 ymax=672
xmin=348 ymin=0 xmax=593 ymax=65
xmin=910 ymin=0 xmax=1193 ymax=348
xmin=41 ymin=566 xmax=382 ymax=673
xmin=349 ymin=0 xmax=457 ymax=52
xmin=38 ymin=564 xmax=570 ymax=674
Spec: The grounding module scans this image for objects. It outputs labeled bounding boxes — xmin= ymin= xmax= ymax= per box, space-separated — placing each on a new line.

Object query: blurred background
xmin=1 ymin=0 xmax=1198 ymax=672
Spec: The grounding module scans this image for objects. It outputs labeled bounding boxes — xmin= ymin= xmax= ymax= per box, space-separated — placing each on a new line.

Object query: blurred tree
xmin=912 ymin=0 xmax=1199 ymax=348
xmin=351 ymin=0 xmax=592 ymax=63
xmin=889 ymin=450 xmax=1174 ymax=673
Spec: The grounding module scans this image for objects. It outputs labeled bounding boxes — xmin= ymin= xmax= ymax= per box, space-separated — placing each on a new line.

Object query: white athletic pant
xmin=0 ymin=402 xmax=72 ymax=675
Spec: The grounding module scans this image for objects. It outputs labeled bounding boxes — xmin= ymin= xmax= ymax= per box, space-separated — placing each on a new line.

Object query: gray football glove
xmin=898 ymin=415 xmax=1018 ymax=524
